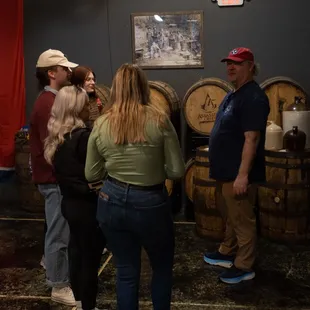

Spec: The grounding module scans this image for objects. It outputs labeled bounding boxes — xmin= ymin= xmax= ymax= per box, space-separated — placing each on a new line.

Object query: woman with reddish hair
xmin=71 ymin=66 xmax=103 ymax=126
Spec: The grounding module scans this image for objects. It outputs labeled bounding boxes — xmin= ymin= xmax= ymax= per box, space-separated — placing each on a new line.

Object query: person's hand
xmin=233 ymin=174 xmax=248 ymax=196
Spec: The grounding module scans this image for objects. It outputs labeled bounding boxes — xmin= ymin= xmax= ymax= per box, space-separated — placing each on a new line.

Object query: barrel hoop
xmin=196 ymin=226 xmax=224 ymax=233
xmin=259 ymin=183 xmax=310 ymax=190
xmin=260 ymin=76 xmax=309 ymax=101
xmin=95 ymin=85 xmax=110 ymax=102
xmin=196 ymin=150 xmax=209 ymax=157
xmin=195 ymin=161 xmax=210 ymax=168
xmin=182 ymin=78 xmax=234 ymax=135
xmin=149 ymin=81 xmax=180 ymax=111
xmin=259 ymin=207 xmax=310 ymax=218
xmin=265 ymin=150 xmax=310 ymax=159
xmin=183 ymin=78 xmax=234 ymax=104
xmin=194 ymin=208 xmax=222 ymax=217
xmin=185 ymin=157 xmax=195 ymax=170
xmin=266 ymin=161 xmax=310 ymax=169
xmin=193 ymin=177 xmax=216 ymax=187
xmin=260 ymin=226 xmax=308 ymax=237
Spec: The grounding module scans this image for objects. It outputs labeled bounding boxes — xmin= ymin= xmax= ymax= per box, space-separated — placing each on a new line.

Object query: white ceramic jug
xmin=265 ymin=121 xmax=283 ymax=150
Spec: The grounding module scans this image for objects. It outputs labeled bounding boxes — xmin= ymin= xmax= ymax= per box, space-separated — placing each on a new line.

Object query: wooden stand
xmin=148 ymin=81 xmax=182 ymax=214
xmin=15 ymin=135 xmax=45 ymax=214
xmin=193 ymin=146 xmax=225 ymax=240
xmin=258 ymin=149 xmax=310 ymax=244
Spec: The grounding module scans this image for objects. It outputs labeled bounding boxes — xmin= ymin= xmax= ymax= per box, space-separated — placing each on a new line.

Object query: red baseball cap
xmin=221 ymin=47 xmax=254 ymax=63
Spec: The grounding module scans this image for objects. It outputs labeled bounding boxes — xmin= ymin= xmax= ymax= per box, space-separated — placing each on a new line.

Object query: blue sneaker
xmin=219 ymin=265 xmax=255 ymax=284
xmin=204 ymin=251 xmax=234 ymax=268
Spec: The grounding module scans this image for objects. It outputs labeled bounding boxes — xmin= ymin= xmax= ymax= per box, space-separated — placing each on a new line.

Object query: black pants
xmin=61 ymin=196 xmax=105 ymax=310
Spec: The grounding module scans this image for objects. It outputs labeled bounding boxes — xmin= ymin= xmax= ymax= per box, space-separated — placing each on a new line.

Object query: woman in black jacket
xmin=44 ymin=85 xmax=105 ymax=310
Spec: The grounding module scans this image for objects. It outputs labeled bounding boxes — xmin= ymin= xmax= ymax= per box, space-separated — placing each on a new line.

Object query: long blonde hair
xmin=44 ymin=85 xmax=89 ymax=164
xmin=103 ymin=63 xmax=167 ymax=144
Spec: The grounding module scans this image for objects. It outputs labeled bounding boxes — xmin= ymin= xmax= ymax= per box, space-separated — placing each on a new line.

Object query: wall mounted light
xmin=211 ymin=0 xmax=245 ymax=6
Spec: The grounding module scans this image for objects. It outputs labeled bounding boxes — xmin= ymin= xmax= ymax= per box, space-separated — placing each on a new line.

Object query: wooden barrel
xmin=89 ymin=84 xmax=111 ymax=121
xmin=260 ymin=76 xmax=308 ymax=128
xmin=14 ymin=134 xmax=45 ymax=214
xmin=258 ymin=149 xmax=310 ymax=244
xmin=15 ymin=141 xmax=32 ymax=184
xmin=183 ymin=78 xmax=234 ymax=135
xmin=165 ymin=179 xmax=174 ymax=196
xmin=96 ymin=84 xmax=111 ymax=114
xmin=96 ymin=84 xmax=110 ymax=107
xmin=88 ymin=97 xmax=101 ymax=122
xmin=184 ymin=158 xmax=195 ymax=201
xmin=193 ymin=146 xmax=225 ymax=240
xmin=149 ymin=81 xmax=180 ymax=116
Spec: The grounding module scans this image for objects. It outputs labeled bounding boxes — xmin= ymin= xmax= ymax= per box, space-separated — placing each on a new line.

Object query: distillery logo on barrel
xmin=183 ymin=78 xmax=233 ymax=135
xmin=198 ymin=93 xmax=217 ymax=124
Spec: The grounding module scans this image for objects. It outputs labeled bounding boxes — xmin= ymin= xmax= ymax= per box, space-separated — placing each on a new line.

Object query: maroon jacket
xmin=29 ymin=91 xmax=56 ymax=184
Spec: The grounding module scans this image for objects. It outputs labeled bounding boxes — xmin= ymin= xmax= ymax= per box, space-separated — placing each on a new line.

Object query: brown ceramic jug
xmin=283 ymin=126 xmax=306 ymax=151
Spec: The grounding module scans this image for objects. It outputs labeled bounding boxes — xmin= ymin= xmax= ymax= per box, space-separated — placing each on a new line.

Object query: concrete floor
xmin=0 ymin=202 xmax=310 ymax=310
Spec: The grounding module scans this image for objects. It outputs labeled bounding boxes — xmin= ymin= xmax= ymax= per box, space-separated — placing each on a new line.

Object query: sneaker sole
xmin=204 ymin=256 xmax=233 ymax=268
xmin=219 ymin=272 xmax=255 ymax=284
xmin=51 ymin=295 xmax=76 ymax=306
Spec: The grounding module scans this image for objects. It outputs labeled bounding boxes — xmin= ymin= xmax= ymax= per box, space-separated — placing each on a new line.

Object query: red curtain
xmin=0 ymin=0 xmax=25 ymax=173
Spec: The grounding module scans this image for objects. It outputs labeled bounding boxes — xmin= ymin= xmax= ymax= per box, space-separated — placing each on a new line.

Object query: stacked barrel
xmin=149 ymin=81 xmax=183 ymax=214
xmin=183 ymin=76 xmax=310 ymax=244
xmin=14 ymin=76 xmax=310 ymax=244
xmin=14 ymin=130 xmax=45 ymax=214
xmin=257 ymin=77 xmax=310 ymax=245
xmin=182 ymin=78 xmax=234 ymax=225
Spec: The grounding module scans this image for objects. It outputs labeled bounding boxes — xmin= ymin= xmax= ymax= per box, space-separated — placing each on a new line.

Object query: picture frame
xmin=131 ymin=10 xmax=204 ymax=69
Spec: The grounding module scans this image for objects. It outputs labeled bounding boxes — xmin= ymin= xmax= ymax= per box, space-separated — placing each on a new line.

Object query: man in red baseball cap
xmin=204 ymin=47 xmax=270 ymax=284
xmin=221 ymin=47 xmax=254 ymax=62
xmin=220 ymin=47 xmax=258 ymax=90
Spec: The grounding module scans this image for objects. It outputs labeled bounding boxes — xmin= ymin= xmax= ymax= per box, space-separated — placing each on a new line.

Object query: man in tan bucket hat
xmin=29 ymin=49 xmax=78 ymax=306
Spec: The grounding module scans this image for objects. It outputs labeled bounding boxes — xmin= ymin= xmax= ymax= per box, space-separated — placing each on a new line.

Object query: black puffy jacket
xmin=53 ymin=127 xmax=97 ymax=201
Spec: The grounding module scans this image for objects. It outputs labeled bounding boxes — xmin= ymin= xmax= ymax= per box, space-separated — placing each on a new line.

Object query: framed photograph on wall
xmin=131 ymin=11 xmax=204 ymax=69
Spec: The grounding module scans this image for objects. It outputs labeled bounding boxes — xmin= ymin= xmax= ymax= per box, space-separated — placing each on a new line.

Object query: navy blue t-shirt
xmin=209 ymin=80 xmax=270 ymax=183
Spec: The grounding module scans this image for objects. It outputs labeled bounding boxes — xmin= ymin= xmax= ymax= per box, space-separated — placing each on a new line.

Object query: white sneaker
xmin=51 ymin=286 xmax=76 ymax=306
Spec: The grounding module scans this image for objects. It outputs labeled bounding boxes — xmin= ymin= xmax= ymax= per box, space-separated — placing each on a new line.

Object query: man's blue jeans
xmin=97 ymin=179 xmax=175 ymax=310
xmin=38 ymin=184 xmax=70 ymax=287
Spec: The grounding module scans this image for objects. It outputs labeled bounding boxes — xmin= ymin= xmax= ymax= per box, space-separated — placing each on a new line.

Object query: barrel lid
xmin=260 ymin=76 xmax=309 ymax=128
xmin=183 ymin=78 xmax=234 ymax=135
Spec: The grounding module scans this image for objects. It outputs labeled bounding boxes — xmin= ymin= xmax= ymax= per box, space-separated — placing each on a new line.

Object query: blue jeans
xmin=97 ymin=179 xmax=175 ymax=310
xmin=38 ymin=184 xmax=70 ymax=287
